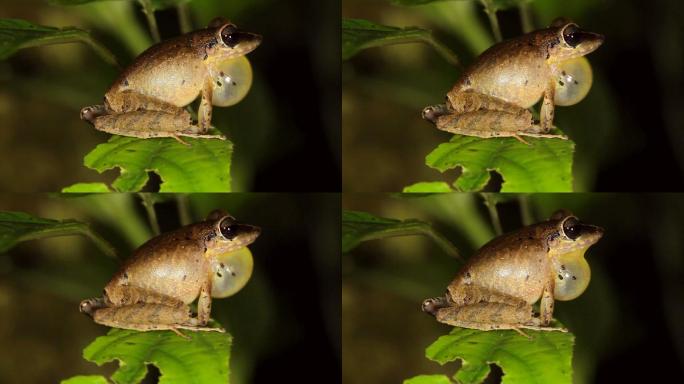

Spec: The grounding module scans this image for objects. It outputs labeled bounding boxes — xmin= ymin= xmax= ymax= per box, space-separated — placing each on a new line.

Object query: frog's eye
xmin=554 ymin=56 xmax=593 ymax=106
xmin=554 ymin=254 xmax=591 ymax=301
xmin=209 ymin=56 xmax=253 ymax=107
xmin=561 ymin=216 xmax=581 ymax=240
xmin=211 ymin=247 xmax=254 ymax=298
xmin=220 ymin=24 xmax=239 ymax=48
xmin=562 ymin=24 xmax=581 ymax=47
xmin=219 ymin=217 xmax=239 ymax=240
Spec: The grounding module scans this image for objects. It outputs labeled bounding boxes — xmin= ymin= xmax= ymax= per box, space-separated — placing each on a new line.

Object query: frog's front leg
xmin=198 ymin=80 xmax=214 ymax=131
xmin=539 ymin=281 xmax=555 ymax=326
xmin=196 ymin=279 xmax=213 ymax=325
xmin=540 ymin=83 xmax=556 ymax=132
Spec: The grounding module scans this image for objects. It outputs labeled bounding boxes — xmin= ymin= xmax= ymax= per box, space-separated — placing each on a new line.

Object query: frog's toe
xmin=422 ymin=104 xmax=449 ymax=123
xmin=80 ymin=105 xmax=107 ymax=123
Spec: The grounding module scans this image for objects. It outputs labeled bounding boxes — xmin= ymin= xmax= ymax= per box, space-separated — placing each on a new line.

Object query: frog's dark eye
xmin=219 ymin=218 xmax=238 ymax=240
xmin=221 ymin=24 xmax=239 ymax=48
xmin=562 ymin=24 xmax=582 ymax=47
xmin=562 ymin=217 xmax=581 ymax=240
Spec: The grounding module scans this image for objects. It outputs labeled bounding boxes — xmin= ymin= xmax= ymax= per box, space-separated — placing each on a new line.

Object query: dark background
xmin=342 ymin=193 xmax=684 ymax=383
xmin=342 ymin=0 xmax=684 ymax=192
xmin=0 ymin=0 xmax=340 ymax=192
xmin=0 ymin=193 xmax=340 ymax=383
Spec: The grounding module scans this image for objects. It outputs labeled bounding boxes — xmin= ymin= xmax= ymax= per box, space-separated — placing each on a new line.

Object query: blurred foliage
xmin=0 ymin=210 xmax=116 ymax=258
xmin=0 ymin=18 xmax=118 ymax=66
xmin=0 ymin=0 xmax=339 ymax=191
xmin=0 ymin=193 xmax=339 ymax=383
xmin=342 ymin=193 xmax=684 ymax=383
xmin=65 ymin=326 xmax=231 ymax=384
xmin=409 ymin=325 xmax=574 ymax=384
xmin=342 ymin=210 xmax=461 ymax=259
xmin=342 ymin=18 xmax=459 ymax=66
xmin=342 ymin=0 xmax=684 ymax=191
xmin=62 ymin=375 xmax=110 ymax=384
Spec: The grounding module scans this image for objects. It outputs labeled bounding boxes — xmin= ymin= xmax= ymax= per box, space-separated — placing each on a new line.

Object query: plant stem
xmin=518 ymin=2 xmax=533 ymax=33
xmin=138 ymin=0 xmax=161 ymax=43
xmin=480 ymin=193 xmax=502 ymax=235
xmin=18 ymin=222 xmax=118 ymax=260
xmin=19 ymin=29 xmax=120 ymax=68
xmin=177 ymin=3 xmax=192 ymax=34
xmin=139 ymin=193 xmax=161 ymax=236
xmin=518 ymin=194 xmax=533 ymax=226
xmin=423 ymin=35 xmax=461 ymax=68
xmin=176 ymin=194 xmax=192 ymax=226
xmin=359 ymin=223 xmax=463 ymax=262
xmin=79 ymin=225 xmax=119 ymax=260
xmin=479 ymin=0 xmax=502 ymax=42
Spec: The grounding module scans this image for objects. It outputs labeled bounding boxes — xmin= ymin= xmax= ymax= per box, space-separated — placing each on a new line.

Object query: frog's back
xmin=107 ymin=29 xmax=216 ymax=107
xmin=451 ymin=30 xmax=556 ymax=108
xmin=449 ymin=223 xmax=554 ymax=304
xmin=106 ymin=224 xmax=213 ymax=304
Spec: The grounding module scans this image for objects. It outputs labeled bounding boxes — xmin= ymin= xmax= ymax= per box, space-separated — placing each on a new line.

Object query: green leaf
xmin=0 ymin=211 xmax=117 ymax=259
xmin=403 ymin=181 xmax=454 ymax=193
xmin=0 ymin=18 xmax=119 ymax=66
xmin=342 ymin=210 xmax=461 ymax=260
xmin=61 ymin=375 xmax=110 ymax=384
xmin=403 ymin=374 xmax=453 ymax=384
xmin=342 ymin=18 xmax=459 ymax=66
xmin=426 ymin=136 xmax=574 ymax=192
xmin=82 ymin=328 xmax=231 ymax=384
xmin=62 ymin=182 xmax=112 ymax=193
xmin=425 ymin=327 xmax=574 ymax=384
xmin=80 ymin=136 xmax=233 ymax=192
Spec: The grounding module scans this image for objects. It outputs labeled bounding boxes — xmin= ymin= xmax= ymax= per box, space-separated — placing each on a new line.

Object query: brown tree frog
xmin=422 ymin=210 xmax=603 ymax=336
xmin=422 ymin=19 xmax=604 ymax=144
xmin=80 ymin=210 xmax=260 ymax=336
xmin=81 ymin=17 xmax=261 ymax=145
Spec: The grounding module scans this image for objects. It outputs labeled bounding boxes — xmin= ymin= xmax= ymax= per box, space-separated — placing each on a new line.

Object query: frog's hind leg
xmin=90 ymin=110 xmax=226 ymax=141
xmin=434 ymin=302 xmax=566 ymax=336
xmin=433 ymin=91 xmax=567 ymax=140
xmin=92 ymin=303 xmax=224 ymax=334
xmin=434 ymin=110 xmax=567 ymax=141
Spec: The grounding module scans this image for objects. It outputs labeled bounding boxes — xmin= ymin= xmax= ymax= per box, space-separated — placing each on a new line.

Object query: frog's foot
xmin=422 ymin=104 xmax=451 ymax=123
xmin=79 ymin=297 xmax=108 ymax=317
xmin=80 ymin=105 xmax=108 ymax=124
xmin=513 ymin=135 xmax=531 ymax=146
xmin=518 ymin=324 xmax=569 ymax=333
xmin=518 ymin=132 xmax=568 ymax=140
xmin=422 ymin=296 xmax=450 ymax=315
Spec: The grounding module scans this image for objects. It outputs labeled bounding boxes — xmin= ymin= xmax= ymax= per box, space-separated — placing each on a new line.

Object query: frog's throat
xmin=204 ymin=244 xmax=248 ymax=261
xmin=548 ymin=246 xmax=587 ymax=261
xmin=549 ymin=234 xmax=597 ymax=255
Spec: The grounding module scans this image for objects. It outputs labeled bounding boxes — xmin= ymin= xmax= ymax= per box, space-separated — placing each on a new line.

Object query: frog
xmin=80 ymin=17 xmax=262 ymax=145
xmin=79 ymin=209 xmax=260 ymax=337
xmin=422 ymin=19 xmax=604 ymax=144
xmin=422 ymin=210 xmax=603 ymax=336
